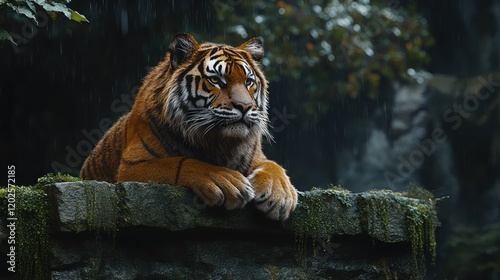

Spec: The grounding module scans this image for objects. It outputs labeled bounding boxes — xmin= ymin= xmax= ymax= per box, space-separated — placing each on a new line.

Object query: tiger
xmin=80 ymin=33 xmax=298 ymax=221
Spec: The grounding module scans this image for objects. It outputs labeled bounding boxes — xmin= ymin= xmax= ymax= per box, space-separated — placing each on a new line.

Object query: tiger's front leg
xmin=248 ymin=160 xmax=298 ymax=220
xmin=117 ymin=157 xmax=255 ymax=210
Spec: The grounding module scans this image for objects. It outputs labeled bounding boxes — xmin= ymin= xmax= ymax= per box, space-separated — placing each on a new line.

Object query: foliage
xmin=441 ymin=225 xmax=500 ymax=279
xmin=215 ymin=0 xmax=434 ymax=107
xmin=0 ymin=0 xmax=88 ymax=47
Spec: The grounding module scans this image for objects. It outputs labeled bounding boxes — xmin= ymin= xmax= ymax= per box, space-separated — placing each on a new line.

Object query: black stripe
xmin=89 ymin=152 xmax=103 ymax=179
xmin=206 ymin=67 xmax=216 ymax=75
xmin=217 ymin=64 xmax=223 ymax=75
xmin=145 ymin=107 xmax=188 ymax=157
xmin=103 ymin=116 xmax=126 ymax=172
xmin=209 ymin=47 xmax=219 ymax=56
xmin=225 ymin=62 xmax=232 ymax=76
xmin=116 ymin=116 xmax=128 ymax=165
xmin=198 ymin=62 xmax=209 ymax=78
xmin=141 ymin=137 xmax=161 ymax=158
xmin=124 ymin=159 xmax=149 ymax=166
xmin=177 ymin=50 xmax=208 ymax=85
xmin=146 ymin=108 xmax=172 ymax=154
xmin=185 ymin=75 xmax=194 ymax=98
xmin=201 ymin=80 xmax=211 ymax=95
xmin=223 ymin=49 xmax=243 ymax=62
xmin=102 ymin=132 xmax=112 ymax=169
xmin=175 ymin=157 xmax=188 ymax=185
xmin=81 ymin=165 xmax=89 ymax=179
xmin=195 ymin=75 xmax=202 ymax=93
xmin=212 ymin=59 xmax=223 ymax=69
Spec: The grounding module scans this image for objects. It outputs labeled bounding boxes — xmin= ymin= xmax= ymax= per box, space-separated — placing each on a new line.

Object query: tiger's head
xmin=162 ymin=33 xmax=271 ymax=144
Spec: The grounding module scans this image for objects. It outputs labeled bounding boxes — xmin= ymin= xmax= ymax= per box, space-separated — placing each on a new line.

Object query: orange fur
xmin=80 ymin=33 xmax=297 ymax=220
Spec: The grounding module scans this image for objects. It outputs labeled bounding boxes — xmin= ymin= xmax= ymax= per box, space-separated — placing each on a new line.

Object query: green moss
xmin=327 ymin=184 xmax=354 ymax=207
xmin=368 ymin=187 xmax=436 ymax=278
xmin=289 ymin=185 xmax=437 ymax=279
xmin=381 ymin=258 xmax=399 ymax=280
xmin=36 ymin=172 xmax=81 ymax=187
xmin=83 ymin=181 xmax=118 ymax=235
xmin=381 ymin=199 xmax=390 ymax=241
xmin=114 ymin=183 xmax=132 ymax=224
xmin=0 ymin=186 xmax=50 ymax=280
xmin=360 ymin=192 xmax=391 ymax=242
xmin=2 ymin=175 xmax=438 ymax=280
xmin=292 ymin=189 xmax=328 ymax=262
xmin=367 ymin=187 xmax=437 ymax=279
xmin=358 ymin=190 xmax=397 ymax=242
xmin=0 ymin=174 xmax=118 ymax=278
xmin=404 ymin=182 xmax=436 ymax=205
xmin=405 ymin=202 xmax=437 ymax=278
xmin=36 ymin=173 xmax=118 ymax=234
xmin=85 ymin=184 xmax=98 ymax=230
xmin=265 ymin=265 xmax=282 ymax=280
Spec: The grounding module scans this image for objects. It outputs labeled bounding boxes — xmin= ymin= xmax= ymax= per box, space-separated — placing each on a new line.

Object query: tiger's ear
xmin=168 ymin=33 xmax=200 ymax=69
xmin=238 ymin=37 xmax=264 ymax=62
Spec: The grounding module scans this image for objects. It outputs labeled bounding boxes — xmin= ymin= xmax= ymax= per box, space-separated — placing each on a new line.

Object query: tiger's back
xmin=80 ymin=114 xmax=129 ymax=182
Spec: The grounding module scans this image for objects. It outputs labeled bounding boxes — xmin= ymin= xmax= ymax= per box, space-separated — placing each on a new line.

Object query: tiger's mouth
xmin=227 ymin=116 xmax=252 ymax=127
xmin=220 ymin=121 xmax=252 ymax=138
xmin=212 ymin=114 xmax=257 ymax=138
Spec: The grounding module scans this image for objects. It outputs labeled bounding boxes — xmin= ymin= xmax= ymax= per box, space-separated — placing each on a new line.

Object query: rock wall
xmin=0 ymin=179 xmax=437 ymax=280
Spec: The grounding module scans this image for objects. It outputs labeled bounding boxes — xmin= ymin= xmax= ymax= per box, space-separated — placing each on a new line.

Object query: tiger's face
xmin=164 ymin=34 xmax=270 ymax=144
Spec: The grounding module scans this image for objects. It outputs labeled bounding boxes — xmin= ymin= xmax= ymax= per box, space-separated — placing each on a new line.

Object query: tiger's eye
xmin=208 ymin=76 xmax=220 ymax=85
xmin=245 ymin=78 xmax=254 ymax=87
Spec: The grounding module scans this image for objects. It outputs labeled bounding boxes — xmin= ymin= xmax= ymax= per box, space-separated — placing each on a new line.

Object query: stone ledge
xmin=45 ymin=181 xmax=432 ymax=244
xmin=1 ymin=180 xmax=437 ymax=279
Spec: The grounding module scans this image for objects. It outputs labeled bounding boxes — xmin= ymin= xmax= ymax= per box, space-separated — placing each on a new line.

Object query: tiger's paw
xmin=248 ymin=161 xmax=298 ymax=221
xmin=188 ymin=165 xmax=255 ymax=210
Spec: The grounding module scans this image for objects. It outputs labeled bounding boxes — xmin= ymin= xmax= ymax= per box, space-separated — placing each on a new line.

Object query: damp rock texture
xmin=0 ymin=181 xmax=437 ymax=280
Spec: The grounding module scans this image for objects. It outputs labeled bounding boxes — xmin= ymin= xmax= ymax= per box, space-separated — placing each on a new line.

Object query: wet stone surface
xmin=39 ymin=181 xmax=436 ymax=279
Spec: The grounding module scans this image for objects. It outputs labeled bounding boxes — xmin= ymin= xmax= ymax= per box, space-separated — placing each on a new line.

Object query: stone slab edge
xmin=45 ymin=181 xmax=435 ymax=243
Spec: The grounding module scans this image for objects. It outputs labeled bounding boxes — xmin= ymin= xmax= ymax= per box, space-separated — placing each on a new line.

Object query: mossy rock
xmin=1 ymin=175 xmax=438 ymax=280
xmin=0 ymin=186 xmax=50 ymax=280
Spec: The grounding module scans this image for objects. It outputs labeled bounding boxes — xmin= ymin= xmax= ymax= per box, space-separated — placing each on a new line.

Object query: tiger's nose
xmin=232 ymin=101 xmax=252 ymax=114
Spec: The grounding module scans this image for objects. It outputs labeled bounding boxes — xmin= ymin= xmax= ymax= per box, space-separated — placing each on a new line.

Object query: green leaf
xmin=69 ymin=9 xmax=89 ymax=23
xmin=24 ymin=0 xmax=38 ymax=13
xmin=32 ymin=0 xmax=88 ymax=23
xmin=0 ymin=29 xmax=16 ymax=45
xmin=6 ymin=3 xmax=38 ymax=24
xmin=37 ymin=1 xmax=72 ymax=19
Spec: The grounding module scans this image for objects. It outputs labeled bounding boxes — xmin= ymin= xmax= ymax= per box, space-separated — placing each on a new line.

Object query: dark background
xmin=1 ymin=0 xmax=500 ymax=279
xmin=1 ymin=0 xmax=496 ymax=187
